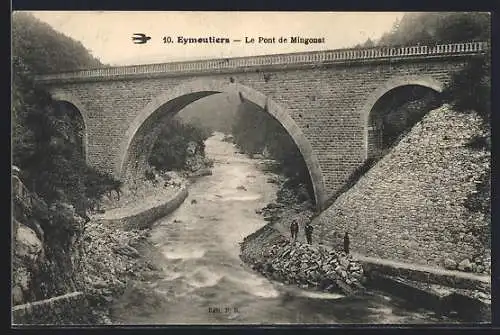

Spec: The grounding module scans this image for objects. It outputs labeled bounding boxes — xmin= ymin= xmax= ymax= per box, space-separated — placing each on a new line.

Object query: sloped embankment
xmin=313 ymin=105 xmax=490 ymax=274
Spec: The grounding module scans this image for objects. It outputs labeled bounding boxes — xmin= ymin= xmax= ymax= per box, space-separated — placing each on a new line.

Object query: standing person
xmin=343 ymin=231 xmax=350 ymax=254
xmin=304 ymin=223 xmax=313 ymax=245
xmin=290 ymin=220 xmax=298 ymax=241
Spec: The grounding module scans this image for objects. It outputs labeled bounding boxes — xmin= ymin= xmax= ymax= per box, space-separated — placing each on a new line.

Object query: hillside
xmin=176 ymin=93 xmax=240 ymax=134
xmin=313 ymin=105 xmax=490 ymax=274
xmin=12 ymin=12 xmax=104 ymax=73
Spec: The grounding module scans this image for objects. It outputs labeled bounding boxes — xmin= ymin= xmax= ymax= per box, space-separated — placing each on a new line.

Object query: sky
xmin=28 ymin=11 xmax=405 ymax=66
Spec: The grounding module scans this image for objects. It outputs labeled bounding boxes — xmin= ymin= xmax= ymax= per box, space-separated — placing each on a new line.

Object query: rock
xmin=93 ymin=280 xmax=108 ymax=289
xmin=266 ymin=177 xmax=279 ymax=184
xmin=189 ymin=168 xmax=212 ymax=178
xmin=113 ymin=244 xmax=140 ymax=258
xmin=458 ymin=259 xmax=473 ymax=272
xmin=243 ymin=238 xmax=365 ymax=296
xmin=236 ymin=185 xmax=247 ymax=191
xmin=12 ymin=285 xmax=25 ymax=306
xmin=339 ymin=258 xmax=350 ymax=268
xmin=266 ymin=203 xmax=280 ymax=209
xmin=15 ymin=225 xmax=43 ymax=262
xmin=443 ymin=258 xmax=457 ymax=270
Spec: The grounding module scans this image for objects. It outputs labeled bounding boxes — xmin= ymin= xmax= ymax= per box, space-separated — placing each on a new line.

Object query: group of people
xmin=289 ymin=219 xmax=314 ymax=244
xmin=289 ymin=219 xmax=350 ymax=254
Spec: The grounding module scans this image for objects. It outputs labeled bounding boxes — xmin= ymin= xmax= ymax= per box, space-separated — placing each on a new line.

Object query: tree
xmin=12 ymin=12 xmax=104 ymax=73
xmin=12 ymin=12 xmax=124 ymax=301
xmin=149 ymin=117 xmax=212 ymax=172
xmin=441 ymin=54 xmax=491 ymax=125
xmin=377 ymin=12 xmax=491 ymax=47
xmin=12 ymin=12 xmax=120 ymax=224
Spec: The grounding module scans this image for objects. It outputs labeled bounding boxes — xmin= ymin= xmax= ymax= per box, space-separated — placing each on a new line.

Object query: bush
xmin=441 ymin=54 xmax=491 ymax=125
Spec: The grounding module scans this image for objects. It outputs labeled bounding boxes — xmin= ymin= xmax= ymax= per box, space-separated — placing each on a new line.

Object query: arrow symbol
xmin=132 ymin=33 xmax=151 ymax=44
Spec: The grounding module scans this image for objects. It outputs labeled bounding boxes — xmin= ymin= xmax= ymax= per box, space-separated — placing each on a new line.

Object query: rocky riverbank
xmin=74 ymin=173 xmax=193 ymax=324
xmin=240 ymin=223 xmax=366 ymax=296
xmin=239 ymin=146 xmax=491 ymax=321
xmin=12 ymin=171 xmax=192 ymax=325
xmin=240 ymin=162 xmax=367 ymax=296
xmin=72 ymin=220 xmax=161 ymax=324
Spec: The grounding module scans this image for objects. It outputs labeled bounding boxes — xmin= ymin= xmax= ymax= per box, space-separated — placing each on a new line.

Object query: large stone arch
xmin=361 ymin=75 xmax=444 ymax=160
xmin=50 ymin=91 xmax=89 ymax=162
xmin=118 ymin=79 xmax=327 ymax=208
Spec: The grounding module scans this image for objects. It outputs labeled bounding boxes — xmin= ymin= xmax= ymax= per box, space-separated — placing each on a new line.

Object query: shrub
xmin=441 ymin=54 xmax=491 ymax=125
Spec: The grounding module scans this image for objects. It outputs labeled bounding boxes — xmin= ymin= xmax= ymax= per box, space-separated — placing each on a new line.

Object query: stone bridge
xmin=33 ymin=42 xmax=488 ymax=210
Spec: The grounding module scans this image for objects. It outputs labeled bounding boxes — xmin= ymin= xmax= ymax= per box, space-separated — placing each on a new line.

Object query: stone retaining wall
xmin=12 ymin=292 xmax=88 ymax=325
xmin=359 ymin=257 xmax=490 ymax=293
xmin=103 ymin=186 xmax=188 ymax=230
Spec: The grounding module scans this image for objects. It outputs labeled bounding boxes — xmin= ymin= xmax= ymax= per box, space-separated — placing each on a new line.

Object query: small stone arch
xmin=118 ymin=78 xmax=327 ymax=208
xmin=50 ymin=91 xmax=90 ymax=162
xmin=361 ymin=76 xmax=444 ymax=160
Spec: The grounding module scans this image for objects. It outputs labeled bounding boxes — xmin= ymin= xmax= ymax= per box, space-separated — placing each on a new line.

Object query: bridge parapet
xmin=35 ymin=41 xmax=489 ymax=83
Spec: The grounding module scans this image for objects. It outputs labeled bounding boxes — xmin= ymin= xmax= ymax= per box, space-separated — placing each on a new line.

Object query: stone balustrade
xmin=34 ymin=41 xmax=489 ymax=83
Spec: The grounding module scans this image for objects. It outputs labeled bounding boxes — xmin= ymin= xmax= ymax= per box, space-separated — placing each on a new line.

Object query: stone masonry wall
xmin=12 ymin=292 xmax=88 ymax=325
xmin=312 ymin=105 xmax=490 ymax=273
xmin=101 ymin=185 xmax=189 ymax=231
xmin=44 ymin=57 xmax=469 ymax=206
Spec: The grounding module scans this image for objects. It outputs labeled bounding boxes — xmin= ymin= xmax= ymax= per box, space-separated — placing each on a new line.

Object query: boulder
xmin=189 ymin=168 xmax=212 ymax=178
xmin=443 ymin=258 xmax=457 ymax=270
xmin=266 ymin=203 xmax=281 ymax=209
xmin=113 ymin=244 xmax=140 ymax=258
xmin=458 ymin=259 xmax=473 ymax=272
xmin=339 ymin=258 xmax=350 ymax=268
xmin=12 ymin=266 xmax=31 ymax=305
xmin=266 ymin=177 xmax=280 ymax=184
xmin=15 ymin=225 xmax=43 ymax=263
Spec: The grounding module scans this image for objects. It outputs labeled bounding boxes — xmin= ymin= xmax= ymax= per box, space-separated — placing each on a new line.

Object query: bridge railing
xmin=34 ymin=41 xmax=489 ymax=82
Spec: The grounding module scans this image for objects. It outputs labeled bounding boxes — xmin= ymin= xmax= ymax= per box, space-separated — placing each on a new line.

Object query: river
xmin=111 ymin=132 xmax=455 ymax=325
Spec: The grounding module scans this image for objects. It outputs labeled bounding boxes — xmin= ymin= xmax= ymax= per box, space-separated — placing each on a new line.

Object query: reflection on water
xmin=111 ymin=133 xmax=453 ymax=325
